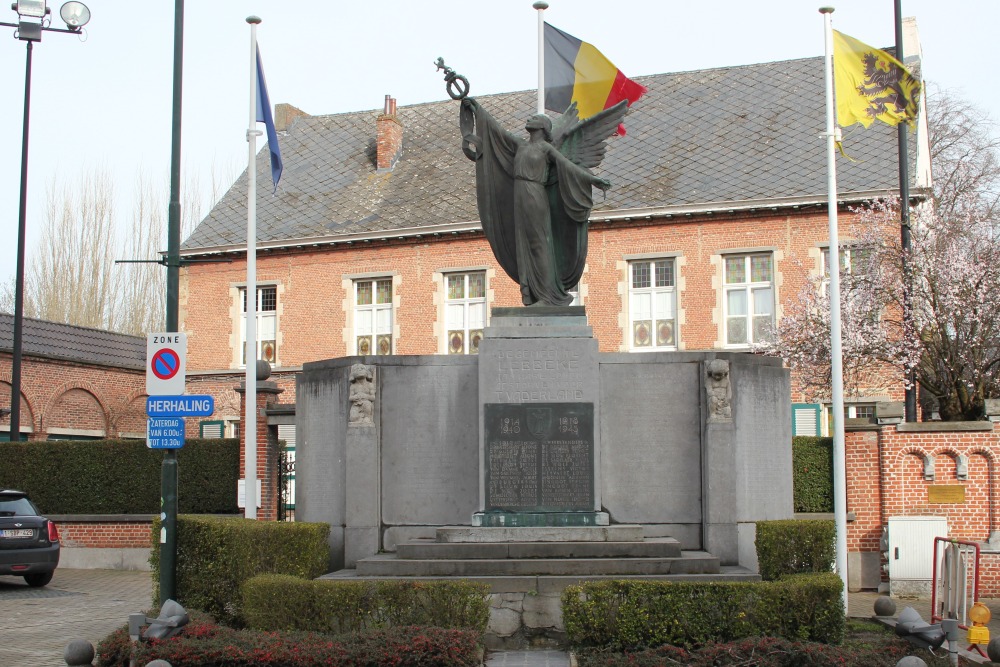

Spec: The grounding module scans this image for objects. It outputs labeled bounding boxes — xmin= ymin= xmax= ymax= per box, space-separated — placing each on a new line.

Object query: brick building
xmin=178 ymin=51 xmax=931 ymax=438
xmin=0 ymin=314 xmax=147 ymax=441
xmin=177 ymin=41 xmax=1000 ymax=590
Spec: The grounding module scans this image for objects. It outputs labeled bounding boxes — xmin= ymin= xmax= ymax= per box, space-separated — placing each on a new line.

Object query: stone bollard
xmin=63 ymin=639 xmax=95 ymax=666
xmin=895 ymin=657 xmax=927 ymax=667
xmin=989 ymin=636 xmax=1000 ymax=662
xmin=145 ymin=660 xmax=173 ymax=667
xmin=873 ymin=595 xmax=896 ymax=617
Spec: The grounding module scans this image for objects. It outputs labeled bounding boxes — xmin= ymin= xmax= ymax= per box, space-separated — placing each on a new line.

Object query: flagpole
xmin=821 ymin=5 xmax=848 ymax=613
xmin=533 ymin=1 xmax=547 ymax=114
xmin=245 ymin=15 xmax=261 ymax=520
xmin=894 ymin=0 xmax=916 ymax=423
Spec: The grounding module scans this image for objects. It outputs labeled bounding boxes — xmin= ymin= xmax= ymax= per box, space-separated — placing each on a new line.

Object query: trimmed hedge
xmin=243 ymin=575 xmax=490 ymax=634
xmin=756 ymin=519 xmax=835 ymax=581
xmin=0 ymin=438 xmax=240 ymax=514
xmin=97 ymin=619 xmax=482 ymax=667
xmin=575 ymin=634 xmax=954 ymax=667
xmin=561 ymin=574 xmax=845 ymax=650
xmin=150 ymin=515 xmax=330 ymax=625
xmin=793 ymin=436 xmax=834 ymax=513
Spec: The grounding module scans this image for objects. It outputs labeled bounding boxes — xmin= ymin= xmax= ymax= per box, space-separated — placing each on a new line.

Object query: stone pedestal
xmin=476 ymin=307 xmax=606 ymax=526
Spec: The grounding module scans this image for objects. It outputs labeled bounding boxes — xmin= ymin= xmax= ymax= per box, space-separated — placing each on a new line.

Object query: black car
xmin=0 ymin=489 xmax=60 ymax=587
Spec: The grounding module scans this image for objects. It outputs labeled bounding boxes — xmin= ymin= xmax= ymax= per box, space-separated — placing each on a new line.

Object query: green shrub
xmin=97 ymin=619 xmax=482 ymax=667
xmin=793 ymin=436 xmax=834 ymax=512
xmin=575 ymin=634 xmax=953 ymax=667
xmin=561 ymin=574 xmax=844 ymax=650
xmin=0 ymin=439 xmax=240 ymax=514
xmin=149 ymin=515 xmax=330 ymax=625
xmin=756 ymin=519 xmax=835 ymax=581
xmin=243 ymin=575 xmax=490 ymax=634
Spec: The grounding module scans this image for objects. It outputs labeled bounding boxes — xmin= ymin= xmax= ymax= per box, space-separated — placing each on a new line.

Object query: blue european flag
xmin=255 ymin=45 xmax=283 ymax=193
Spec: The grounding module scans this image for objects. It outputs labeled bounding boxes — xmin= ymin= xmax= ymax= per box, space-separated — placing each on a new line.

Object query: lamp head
xmin=13 ymin=0 xmax=48 ymax=18
xmin=58 ymin=0 xmax=88 ymax=29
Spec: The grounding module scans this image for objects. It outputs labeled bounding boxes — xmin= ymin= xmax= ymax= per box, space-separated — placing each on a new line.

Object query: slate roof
xmin=0 ymin=313 xmax=146 ymax=371
xmin=184 ymin=55 xmax=920 ymax=253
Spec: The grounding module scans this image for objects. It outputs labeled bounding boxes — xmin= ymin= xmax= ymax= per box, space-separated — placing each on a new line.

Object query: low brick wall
xmin=52 ymin=515 xmax=153 ymax=549
xmin=50 ymin=515 xmax=153 ymax=571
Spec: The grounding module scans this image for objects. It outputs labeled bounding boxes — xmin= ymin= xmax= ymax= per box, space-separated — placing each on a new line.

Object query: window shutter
xmin=200 ymin=420 xmax=224 ymax=439
xmin=277 ymin=424 xmax=296 ymax=448
xmin=791 ymin=404 xmax=821 ymax=436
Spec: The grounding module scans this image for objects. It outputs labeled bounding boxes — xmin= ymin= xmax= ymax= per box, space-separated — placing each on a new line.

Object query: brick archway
xmin=43 ymin=384 xmax=109 ymax=438
xmin=109 ymin=390 xmax=149 ymax=438
xmin=0 ymin=380 xmax=36 ymax=436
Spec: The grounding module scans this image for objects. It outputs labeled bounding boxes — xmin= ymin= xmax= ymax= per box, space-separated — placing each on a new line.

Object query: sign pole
xmin=161 ymin=0 xmax=185 ymax=605
xmin=148 ymin=333 xmax=188 ymax=604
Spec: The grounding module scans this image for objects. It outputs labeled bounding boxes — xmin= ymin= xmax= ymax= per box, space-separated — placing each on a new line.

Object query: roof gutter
xmin=179 ymin=188 xmax=928 ymax=258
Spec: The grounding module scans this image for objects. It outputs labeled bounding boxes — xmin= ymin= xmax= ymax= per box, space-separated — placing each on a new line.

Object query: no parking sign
xmin=146 ymin=333 xmax=187 ymax=396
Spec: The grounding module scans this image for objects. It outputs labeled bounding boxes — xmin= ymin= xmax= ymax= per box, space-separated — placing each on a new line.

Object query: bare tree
xmin=927 ymin=84 xmax=1000 ymax=221
xmin=25 ymin=168 xmax=121 ymax=329
xmin=0 ymin=277 xmax=14 ymax=314
xmin=112 ymin=171 xmax=166 ymax=335
xmin=16 ymin=162 xmax=233 ymax=336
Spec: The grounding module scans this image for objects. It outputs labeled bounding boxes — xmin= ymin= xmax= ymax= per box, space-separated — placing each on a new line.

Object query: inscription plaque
xmin=928 ymin=484 xmax=965 ymax=504
xmin=485 ymin=402 xmax=594 ymax=511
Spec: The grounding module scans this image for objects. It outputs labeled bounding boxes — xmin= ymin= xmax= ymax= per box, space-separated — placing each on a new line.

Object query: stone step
xmin=355 ymin=551 xmax=720 ymax=577
xmin=396 ymin=537 xmax=682 ymax=560
xmin=319 ymin=566 xmax=760 ymax=594
xmin=436 ymin=525 xmax=645 ymax=543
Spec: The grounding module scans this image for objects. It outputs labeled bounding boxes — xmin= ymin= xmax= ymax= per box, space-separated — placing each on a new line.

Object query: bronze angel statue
xmin=441 ymin=60 xmax=627 ymax=306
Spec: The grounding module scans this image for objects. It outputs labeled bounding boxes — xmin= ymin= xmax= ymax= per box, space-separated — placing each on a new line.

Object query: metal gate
xmin=277 ymin=425 xmax=295 ymax=521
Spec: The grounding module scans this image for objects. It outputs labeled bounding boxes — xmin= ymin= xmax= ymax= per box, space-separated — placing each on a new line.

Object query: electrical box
xmin=888 ymin=516 xmax=948 ymax=597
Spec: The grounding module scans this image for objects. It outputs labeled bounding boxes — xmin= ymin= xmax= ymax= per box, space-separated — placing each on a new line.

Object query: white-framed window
xmin=822 ymin=403 xmax=877 ymax=435
xmin=240 ymin=285 xmax=277 ymax=366
xmin=849 ymin=404 xmax=876 ymax=420
xmin=628 ymin=259 xmax=677 ymax=350
xmin=354 ymin=278 xmax=393 ymax=355
xmin=446 ymin=272 xmax=486 ymax=355
xmin=724 ymin=253 xmax=774 ymax=346
xmin=821 ymin=246 xmax=871 ymax=292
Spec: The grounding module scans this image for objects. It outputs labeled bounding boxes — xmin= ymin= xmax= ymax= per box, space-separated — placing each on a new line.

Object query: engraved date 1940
xmin=500 ymin=417 xmax=521 ymax=434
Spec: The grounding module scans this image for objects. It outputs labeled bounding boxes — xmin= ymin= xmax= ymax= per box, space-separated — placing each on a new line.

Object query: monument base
xmin=472 ymin=511 xmax=610 ymax=528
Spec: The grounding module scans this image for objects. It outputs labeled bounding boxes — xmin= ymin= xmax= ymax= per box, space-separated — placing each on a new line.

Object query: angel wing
xmin=550 ymin=100 xmax=628 ymax=169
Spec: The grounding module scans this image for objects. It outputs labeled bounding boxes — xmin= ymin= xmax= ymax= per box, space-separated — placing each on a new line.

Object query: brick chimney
xmin=274 ymin=103 xmax=309 ymax=132
xmin=376 ymin=95 xmax=402 ymax=172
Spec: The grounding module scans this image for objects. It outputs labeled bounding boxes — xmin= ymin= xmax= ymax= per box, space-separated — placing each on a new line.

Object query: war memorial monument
xmin=294 ymin=63 xmax=793 ymax=645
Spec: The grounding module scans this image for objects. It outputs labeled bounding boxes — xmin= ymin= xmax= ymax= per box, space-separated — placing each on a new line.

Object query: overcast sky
xmin=0 ymin=0 xmax=995 ymax=289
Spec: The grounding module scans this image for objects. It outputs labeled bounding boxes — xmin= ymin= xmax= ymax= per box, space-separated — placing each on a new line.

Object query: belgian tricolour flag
xmin=544 ymin=22 xmax=647 ymax=135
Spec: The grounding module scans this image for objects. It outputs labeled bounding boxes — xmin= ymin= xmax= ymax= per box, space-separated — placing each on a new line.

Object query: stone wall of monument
xmin=295 ymin=351 xmax=792 ymax=569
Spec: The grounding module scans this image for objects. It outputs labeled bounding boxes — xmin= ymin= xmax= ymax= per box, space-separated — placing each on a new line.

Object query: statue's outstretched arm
xmin=548 ymin=145 xmax=611 ymax=191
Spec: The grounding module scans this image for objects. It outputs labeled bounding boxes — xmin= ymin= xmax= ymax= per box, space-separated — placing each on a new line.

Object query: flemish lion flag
xmin=544 ymin=22 xmax=647 ymax=135
xmin=833 ymin=30 xmax=921 ymax=129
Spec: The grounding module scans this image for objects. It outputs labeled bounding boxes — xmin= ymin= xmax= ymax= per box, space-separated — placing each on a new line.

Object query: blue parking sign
xmin=147 ymin=416 xmax=185 ymax=449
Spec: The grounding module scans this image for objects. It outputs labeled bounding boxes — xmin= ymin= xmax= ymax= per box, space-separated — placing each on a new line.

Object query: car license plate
xmin=0 ymin=529 xmax=33 ymax=538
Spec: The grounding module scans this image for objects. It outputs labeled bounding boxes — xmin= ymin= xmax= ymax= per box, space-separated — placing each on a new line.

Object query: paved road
xmin=0 ymin=569 xmax=153 ymax=667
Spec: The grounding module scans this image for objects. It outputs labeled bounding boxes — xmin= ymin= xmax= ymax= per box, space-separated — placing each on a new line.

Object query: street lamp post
xmin=1 ymin=1 xmax=91 ymax=442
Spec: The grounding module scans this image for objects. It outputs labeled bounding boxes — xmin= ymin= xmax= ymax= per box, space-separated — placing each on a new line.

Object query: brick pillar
xmin=236 ymin=379 xmax=284 ymax=521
